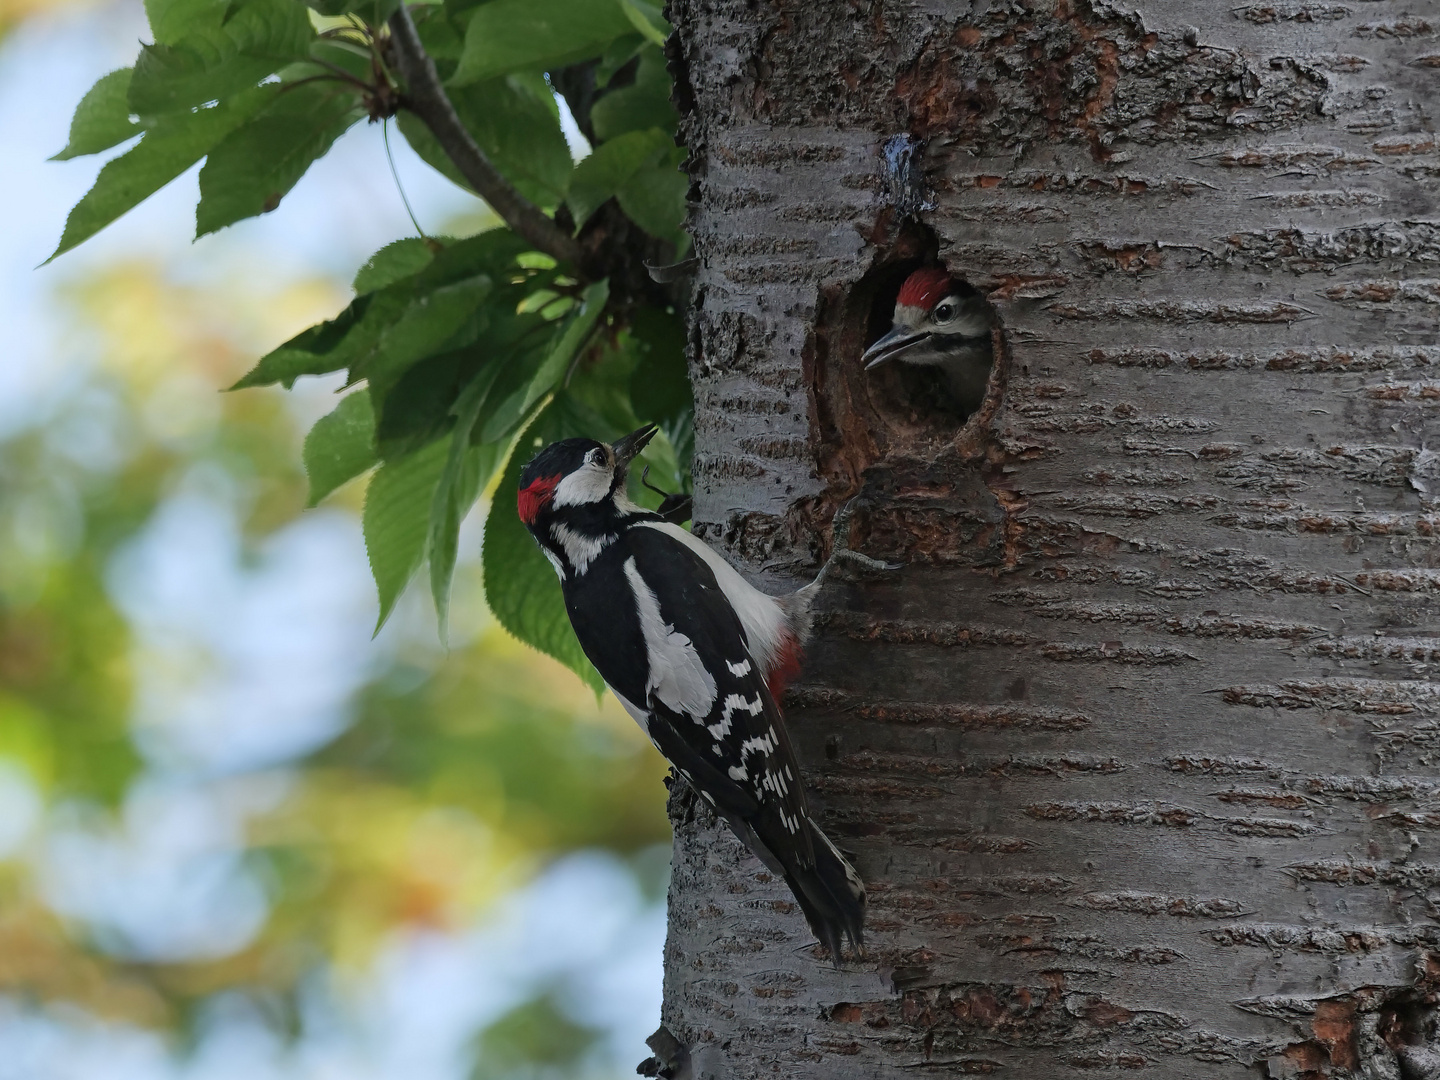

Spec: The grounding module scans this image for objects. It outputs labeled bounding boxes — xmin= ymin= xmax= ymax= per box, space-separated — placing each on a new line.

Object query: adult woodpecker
xmin=516 ymin=424 xmax=874 ymax=959
xmin=862 ymin=267 xmax=996 ymax=413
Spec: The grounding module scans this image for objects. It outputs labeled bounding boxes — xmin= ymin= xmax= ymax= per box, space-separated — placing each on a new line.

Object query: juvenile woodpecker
xmin=517 ymin=424 xmax=870 ymax=959
xmin=862 ymin=267 xmax=995 ymax=413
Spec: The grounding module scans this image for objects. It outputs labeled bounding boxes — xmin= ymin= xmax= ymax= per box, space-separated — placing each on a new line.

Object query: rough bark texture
xmin=662 ymin=1 xmax=1440 ymax=1077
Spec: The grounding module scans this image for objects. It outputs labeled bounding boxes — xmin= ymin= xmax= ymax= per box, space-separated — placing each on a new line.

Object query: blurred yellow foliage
xmin=64 ymin=260 xmax=345 ymax=391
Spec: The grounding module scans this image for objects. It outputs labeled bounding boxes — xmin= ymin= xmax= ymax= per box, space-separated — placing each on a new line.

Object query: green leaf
xmin=232 ymin=230 xmax=532 ymax=390
xmin=595 ymin=32 xmax=644 ymax=87
xmin=566 ymin=127 xmax=684 ymax=243
xmin=51 ymin=69 xmax=141 ymax=161
xmin=473 ymin=282 xmax=607 ymax=448
xmin=196 ymin=82 xmax=363 ymax=236
xmin=628 ymin=307 xmax=692 ymax=479
xmin=403 ymin=221 xmax=532 ymax=291
xmin=303 ymin=0 xmax=398 ymax=22
xmin=144 ymin=0 xmax=223 ymax=46
xmin=354 ymin=238 xmax=436 ymax=294
xmin=232 ymin=292 xmax=379 ymax=388
xmin=394 ymin=113 xmax=471 ymax=195
xmin=628 ymin=306 xmax=689 ymax=426
xmin=616 ymin=144 xmax=688 ymax=245
xmin=516 ymin=279 xmax=609 ymax=418
xmin=362 ymin=274 xmax=494 ymax=395
xmin=398 ymin=74 xmax=572 ymax=206
xmin=483 ymin=403 xmax=603 ymax=691
xmin=303 ymin=390 xmax=376 ymax=505
xmin=590 ymin=46 xmax=677 ymax=142
xmin=428 ymin=368 xmax=508 ymax=638
xmin=130 ymin=0 xmax=314 ymax=116
xmin=566 ymin=127 xmax=664 ymax=226
xmin=459 ymin=73 xmax=572 ymax=203
xmin=618 ymin=0 xmax=669 ymax=46
xmin=49 ymin=85 xmax=275 ymax=262
xmin=373 ymin=347 xmax=476 ymax=460
xmin=452 ymin=0 xmax=631 ymax=86
xmin=364 ymin=436 xmax=448 ymax=633
xmin=410 ymin=3 xmax=465 ymax=62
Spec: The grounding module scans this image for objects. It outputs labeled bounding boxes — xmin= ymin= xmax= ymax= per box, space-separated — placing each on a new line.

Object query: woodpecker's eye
xmin=587 ymin=448 xmax=606 ymax=468
xmin=933 ymin=299 xmax=958 ymax=323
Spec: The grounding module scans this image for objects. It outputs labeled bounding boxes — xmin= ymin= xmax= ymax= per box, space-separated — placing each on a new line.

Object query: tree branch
xmin=387 ymin=5 xmax=584 ymax=269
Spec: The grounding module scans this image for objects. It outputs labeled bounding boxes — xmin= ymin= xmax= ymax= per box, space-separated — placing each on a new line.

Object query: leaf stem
xmin=386 ymin=4 xmax=584 ymax=269
xmin=382 ymin=118 xmax=428 ymax=241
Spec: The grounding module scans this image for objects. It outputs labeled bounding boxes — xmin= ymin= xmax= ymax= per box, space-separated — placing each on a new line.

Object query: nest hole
xmin=822 ymin=231 xmax=1005 ymax=466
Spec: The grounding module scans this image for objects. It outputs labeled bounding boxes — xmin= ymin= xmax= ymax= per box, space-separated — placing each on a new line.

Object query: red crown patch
xmin=896 ymin=267 xmax=953 ymax=311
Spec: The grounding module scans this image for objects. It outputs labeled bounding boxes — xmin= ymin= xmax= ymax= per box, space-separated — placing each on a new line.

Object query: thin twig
xmin=386 ymin=5 xmax=584 ymax=268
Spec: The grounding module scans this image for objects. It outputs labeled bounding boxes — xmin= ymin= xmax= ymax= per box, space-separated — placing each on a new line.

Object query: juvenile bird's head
xmin=862 ymin=268 xmax=995 ymax=411
xmin=516 ymin=423 xmax=657 ymax=531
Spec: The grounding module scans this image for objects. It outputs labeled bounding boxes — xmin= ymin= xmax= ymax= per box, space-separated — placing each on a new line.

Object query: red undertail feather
xmin=766 ymin=632 xmax=804 ymax=700
xmin=517 ymin=474 xmax=561 ymax=524
xmin=896 ymin=267 xmax=952 ymax=311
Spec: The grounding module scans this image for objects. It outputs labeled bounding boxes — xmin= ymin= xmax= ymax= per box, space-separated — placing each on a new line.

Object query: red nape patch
xmin=517 ymin=474 xmax=561 ymax=524
xmin=766 ymin=633 xmax=804 ymax=700
xmin=896 ymin=267 xmax=953 ymax=311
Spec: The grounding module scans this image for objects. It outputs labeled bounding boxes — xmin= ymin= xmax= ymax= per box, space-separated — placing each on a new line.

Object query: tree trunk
xmin=660 ymin=1 xmax=1440 ymax=1076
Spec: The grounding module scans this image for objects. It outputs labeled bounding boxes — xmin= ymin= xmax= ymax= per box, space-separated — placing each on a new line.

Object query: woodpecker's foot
xmin=640 ymin=466 xmax=693 ymax=525
xmin=827 ymin=547 xmax=903 ymax=577
xmin=822 ymin=496 xmax=904 ymax=580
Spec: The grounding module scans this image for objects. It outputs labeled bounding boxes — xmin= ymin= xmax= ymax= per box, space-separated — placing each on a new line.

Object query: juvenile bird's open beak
xmin=611 ymin=423 xmax=658 ymax=470
xmin=862 ymin=325 xmax=931 ymax=370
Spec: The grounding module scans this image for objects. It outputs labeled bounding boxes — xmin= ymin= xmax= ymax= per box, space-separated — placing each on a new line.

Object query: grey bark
xmin=660 ymin=1 xmax=1440 ymax=1077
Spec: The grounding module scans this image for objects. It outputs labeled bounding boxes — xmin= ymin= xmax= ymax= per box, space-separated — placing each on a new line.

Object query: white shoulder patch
xmin=635 ymin=521 xmax=789 ymax=672
xmin=550 ymin=523 xmax=613 ymax=576
xmin=624 ymin=556 xmax=718 ymax=720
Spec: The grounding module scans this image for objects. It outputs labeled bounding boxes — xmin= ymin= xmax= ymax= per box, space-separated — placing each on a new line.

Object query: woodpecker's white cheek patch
xmin=624 ymin=557 xmax=718 ymax=719
xmin=553 ymin=463 xmax=614 ymax=508
xmin=550 ymin=523 xmax=614 ymax=576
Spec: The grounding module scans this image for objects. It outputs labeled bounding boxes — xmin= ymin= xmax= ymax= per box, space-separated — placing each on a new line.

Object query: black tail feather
xmin=780 ymin=817 xmax=866 ymax=964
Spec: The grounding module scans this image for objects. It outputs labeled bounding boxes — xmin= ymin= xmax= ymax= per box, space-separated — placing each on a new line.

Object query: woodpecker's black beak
xmin=862 ymin=325 xmax=931 ymax=370
xmin=611 ymin=423 xmax=658 ymax=471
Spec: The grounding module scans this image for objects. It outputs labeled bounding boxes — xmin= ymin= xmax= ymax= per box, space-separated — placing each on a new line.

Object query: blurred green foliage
xmin=471 ymin=994 xmax=603 ymax=1080
xmin=0 ymin=257 xmax=670 ymax=1064
xmin=30 ymin=0 xmax=696 ymax=1066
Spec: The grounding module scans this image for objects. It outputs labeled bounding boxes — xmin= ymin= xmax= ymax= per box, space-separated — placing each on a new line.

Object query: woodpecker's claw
xmin=640 ymin=466 xmax=693 ymax=525
xmin=831 ymin=549 xmax=903 ymax=575
xmin=811 ymin=496 xmax=904 ymax=588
